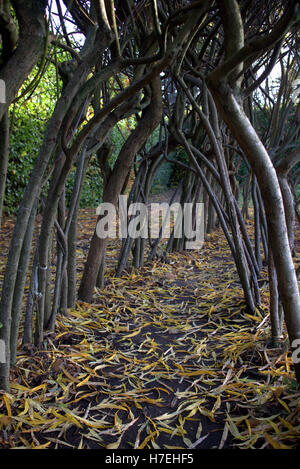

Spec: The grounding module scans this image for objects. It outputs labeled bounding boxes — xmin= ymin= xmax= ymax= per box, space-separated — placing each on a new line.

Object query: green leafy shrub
xmin=169 ymin=148 xmax=189 ymax=187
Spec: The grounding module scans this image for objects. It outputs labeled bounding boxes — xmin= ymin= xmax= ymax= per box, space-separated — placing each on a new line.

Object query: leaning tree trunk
xmin=78 ymin=76 xmax=163 ymax=302
xmin=0 ymin=112 xmax=9 ymax=231
xmin=276 ymin=147 xmax=300 ymax=255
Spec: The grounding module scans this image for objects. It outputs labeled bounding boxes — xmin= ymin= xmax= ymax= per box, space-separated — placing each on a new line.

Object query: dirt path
xmin=0 ymin=210 xmax=299 ymax=449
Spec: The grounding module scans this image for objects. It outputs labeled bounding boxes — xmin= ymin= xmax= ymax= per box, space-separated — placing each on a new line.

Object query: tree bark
xmin=208 ymin=83 xmax=300 ymax=381
xmin=78 ymin=76 xmax=163 ymax=302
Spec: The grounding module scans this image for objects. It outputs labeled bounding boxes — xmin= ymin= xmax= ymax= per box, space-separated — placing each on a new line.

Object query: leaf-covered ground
xmin=0 ymin=209 xmax=300 ymax=449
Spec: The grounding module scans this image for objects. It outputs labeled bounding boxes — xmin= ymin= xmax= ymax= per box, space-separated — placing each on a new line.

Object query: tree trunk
xmin=0 ymin=112 xmax=9 ymax=231
xmin=0 ymin=33 xmax=113 ymax=389
xmin=208 ymin=83 xmax=300 ymax=381
xmin=0 ymin=0 xmax=48 ymax=120
xmin=78 ymin=76 xmax=163 ymax=302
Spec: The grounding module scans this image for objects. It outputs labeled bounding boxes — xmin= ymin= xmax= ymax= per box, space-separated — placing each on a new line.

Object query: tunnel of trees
xmin=0 ymin=0 xmax=300 ymax=449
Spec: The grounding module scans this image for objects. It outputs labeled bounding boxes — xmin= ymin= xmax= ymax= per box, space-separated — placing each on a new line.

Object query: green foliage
xmin=5 ymin=62 xmax=58 ymax=214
